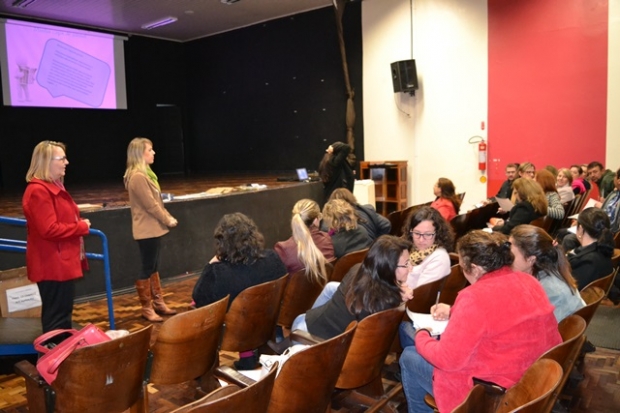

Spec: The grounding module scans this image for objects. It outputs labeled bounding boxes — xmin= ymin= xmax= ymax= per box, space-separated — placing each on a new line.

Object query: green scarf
xmin=145 ymin=166 xmax=160 ymax=191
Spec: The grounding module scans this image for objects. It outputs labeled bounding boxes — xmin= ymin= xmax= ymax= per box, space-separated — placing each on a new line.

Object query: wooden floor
xmin=1 ymin=274 xmax=619 ymax=412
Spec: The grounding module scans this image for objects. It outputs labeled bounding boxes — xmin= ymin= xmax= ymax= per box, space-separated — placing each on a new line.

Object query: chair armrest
xmin=14 ymin=360 xmax=46 ymax=387
xmin=289 ymin=330 xmax=325 ymax=345
xmin=214 ymin=365 xmax=256 ymax=388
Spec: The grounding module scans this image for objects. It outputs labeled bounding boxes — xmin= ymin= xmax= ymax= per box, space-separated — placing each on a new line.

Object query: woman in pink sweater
xmin=399 ymin=230 xmax=561 ymax=413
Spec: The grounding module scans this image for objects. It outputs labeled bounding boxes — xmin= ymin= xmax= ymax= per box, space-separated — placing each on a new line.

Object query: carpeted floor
xmin=585 ymin=306 xmax=620 ymax=350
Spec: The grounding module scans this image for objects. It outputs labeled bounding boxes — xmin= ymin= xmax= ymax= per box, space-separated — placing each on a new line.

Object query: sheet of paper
xmin=495 ymin=197 xmax=514 ymax=212
xmin=581 ymin=198 xmax=598 ymax=211
xmin=406 ymin=309 xmax=449 ymax=336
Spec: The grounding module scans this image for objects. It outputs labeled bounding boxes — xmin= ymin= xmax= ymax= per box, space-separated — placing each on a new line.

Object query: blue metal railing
xmin=0 ymin=216 xmax=116 ymax=329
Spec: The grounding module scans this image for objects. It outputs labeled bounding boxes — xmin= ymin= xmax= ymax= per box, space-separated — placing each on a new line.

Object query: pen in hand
xmin=432 ymin=291 xmax=440 ymax=318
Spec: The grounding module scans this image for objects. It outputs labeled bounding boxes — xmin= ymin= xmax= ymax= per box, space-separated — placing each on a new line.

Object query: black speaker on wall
xmin=391 ymin=59 xmax=418 ymax=95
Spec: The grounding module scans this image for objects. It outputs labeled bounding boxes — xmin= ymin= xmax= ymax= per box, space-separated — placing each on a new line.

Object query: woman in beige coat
xmin=124 ymin=137 xmax=178 ymax=322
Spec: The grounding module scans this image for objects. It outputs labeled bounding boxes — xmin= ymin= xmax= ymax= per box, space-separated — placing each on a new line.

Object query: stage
xmin=0 ymin=172 xmax=323 ymax=300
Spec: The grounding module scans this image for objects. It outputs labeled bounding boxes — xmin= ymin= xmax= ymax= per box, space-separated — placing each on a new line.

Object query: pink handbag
xmin=34 ymin=323 xmax=110 ymax=384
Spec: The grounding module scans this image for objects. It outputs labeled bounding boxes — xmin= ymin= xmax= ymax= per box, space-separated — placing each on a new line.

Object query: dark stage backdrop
xmin=0 ymin=3 xmax=363 ymax=191
xmin=184 ymin=4 xmax=364 ymax=175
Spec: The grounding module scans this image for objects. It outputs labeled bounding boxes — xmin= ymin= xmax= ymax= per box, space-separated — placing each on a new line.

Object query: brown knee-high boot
xmin=135 ymin=279 xmax=163 ymax=322
xmin=150 ymin=272 xmax=177 ymax=316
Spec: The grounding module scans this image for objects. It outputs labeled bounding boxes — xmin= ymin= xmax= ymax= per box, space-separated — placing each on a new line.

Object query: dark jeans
xmin=38 ymin=280 xmax=75 ymax=335
xmin=137 ymin=237 xmax=161 ymax=280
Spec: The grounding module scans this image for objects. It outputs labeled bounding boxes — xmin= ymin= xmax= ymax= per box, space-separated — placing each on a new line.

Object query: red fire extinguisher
xmin=478 ymin=140 xmax=487 ymax=171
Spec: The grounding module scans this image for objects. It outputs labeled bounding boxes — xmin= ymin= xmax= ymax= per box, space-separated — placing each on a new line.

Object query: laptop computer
xmin=277 ymin=168 xmax=316 ymax=182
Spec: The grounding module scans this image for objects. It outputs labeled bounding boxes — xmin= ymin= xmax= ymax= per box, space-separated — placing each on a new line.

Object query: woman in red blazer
xmin=22 ymin=141 xmax=91 ymax=335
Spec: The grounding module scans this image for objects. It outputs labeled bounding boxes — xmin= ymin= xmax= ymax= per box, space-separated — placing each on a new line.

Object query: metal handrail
xmin=0 ymin=216 xmax=116 ymax=329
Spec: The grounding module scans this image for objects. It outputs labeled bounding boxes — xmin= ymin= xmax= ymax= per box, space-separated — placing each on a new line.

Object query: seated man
xmin=587 ymin=161 xmax=616 ymax=200
xmin=487 ymin=163 xmax=518 ymax=203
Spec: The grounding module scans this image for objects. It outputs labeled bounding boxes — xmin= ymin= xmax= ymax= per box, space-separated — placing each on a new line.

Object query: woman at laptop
xmin=318 ymin=141 xmax=355 ymax=202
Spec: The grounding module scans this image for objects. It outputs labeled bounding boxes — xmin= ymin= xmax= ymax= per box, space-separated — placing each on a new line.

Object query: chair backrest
xmin=52 ymin=325 xmax=153 ymax=413
xmin=406 ymin=276 xmax=447 ymax=314
xmin=335 ymin=305 xmax=406 ymax=389
xmin=221 ymin=274 xmax=288 ymax=352
xmin=170 ymin=363 xmax=278 ymax=413
xmin=277 ymin=268 xmax=326 ymax=329
xmin=467 ymin=202 xmax=499 ymax=230
xmin=387 ymin=210 xmax=404 ymax=236
xmin=530 ymin=216 xmax=553 ymax=233
xmin=576 ymin=189 xmax=591 ymax=212
xmin=267 ymin=323 xmax=357 ymax=413
xmin=450 ymin=213 xmax=470 ymax=241
xmin=451 ymin=385 xmax=501 ymax=413
xmin=614 ymin=232 xmax=620 ymax=250
xmin=496 ymin=358 xmax=563 ymax=413
xmin=611 ymin=249 xmax=620 ymax=271
xmin=573 ymin=286 xmax=605 ymax=326
xmin=330 ymin=248 xmax=369 ymax=282
xmin=439 ymin=264 xmax=469 ymax=306
xmin=150 ymin=295 xmax=229 ymax=386
xmin=538 ymin=315 xmax=586 ymax=413
xmin=581 ymin=269 xmax=616 ymax=296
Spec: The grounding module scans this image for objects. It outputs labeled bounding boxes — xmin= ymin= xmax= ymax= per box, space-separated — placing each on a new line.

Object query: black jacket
xmin=493 ymin=201 xmax=542 ymax=235
xmin=568 ymin=242 xmax=614 ymax=290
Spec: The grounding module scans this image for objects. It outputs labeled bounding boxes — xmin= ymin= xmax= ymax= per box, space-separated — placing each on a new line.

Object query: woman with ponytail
xmin=400 ymin=230 xmax=561 ymax=413
xmin=274 ymin=199 xmax=335 ymax=284
xmin=567 ymin=207 xmax=614 ymax=290
xmin=510 ymin=225 xmax=585 ymax=321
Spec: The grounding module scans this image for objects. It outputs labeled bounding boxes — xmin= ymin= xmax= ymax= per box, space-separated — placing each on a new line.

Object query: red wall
xmin=487 ymin=0 xmax=608 ymax=196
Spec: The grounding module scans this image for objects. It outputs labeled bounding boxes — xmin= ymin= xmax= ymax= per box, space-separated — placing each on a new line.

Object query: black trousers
xmin=137 ymin=237 xmax=161 ymax=280
xmin=37 ymin=280 xmax=75 ymax=334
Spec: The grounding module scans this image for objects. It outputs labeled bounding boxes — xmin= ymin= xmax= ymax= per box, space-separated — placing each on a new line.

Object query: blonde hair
xmin=123 ymin=137 xmax=152 ymax=188
xmin=323 ymin=199 xmax=358 ymax=232
xmin=512 ymin=178 xmax=548 ymax=215
xmin=291 ymin=199 xmax=328 ymax=285
xmin=25 ymin=140 xmax=66 ymax=183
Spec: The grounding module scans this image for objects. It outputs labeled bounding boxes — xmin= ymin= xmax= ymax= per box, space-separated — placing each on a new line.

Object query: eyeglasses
xmin=411 ymin=231 xmax=436 ymax=240
xmin=396 ymin=259 xmax=412 ymax=269
xmin=52 ymin=156 xmax=68 ymax=161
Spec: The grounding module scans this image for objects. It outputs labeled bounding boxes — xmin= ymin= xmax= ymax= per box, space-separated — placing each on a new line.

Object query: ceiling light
xmin=221 ymin=0 xmax=241 ymax=4
xmin=11 ymin=0 xmax=38 ymax=8
xmin=141 ymin=17 xmax=178 ymax=30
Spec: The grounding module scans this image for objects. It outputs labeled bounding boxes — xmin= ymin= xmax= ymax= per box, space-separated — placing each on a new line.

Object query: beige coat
xmin=127 ymin=171 xmax=173 ymax=240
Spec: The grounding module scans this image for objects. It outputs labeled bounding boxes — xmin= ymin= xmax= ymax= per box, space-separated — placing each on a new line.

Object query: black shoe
xmin=234 ymin=350 xmax=260 ymax=370
xmin=582 ymin=340 xmax=596 ymax=354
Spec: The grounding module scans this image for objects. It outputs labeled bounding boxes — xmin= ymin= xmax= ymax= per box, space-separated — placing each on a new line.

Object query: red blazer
xmin=22 ymin=179 xmax=90 ymax=282
xmin=431 ymin=197 xmax=457 ymax=222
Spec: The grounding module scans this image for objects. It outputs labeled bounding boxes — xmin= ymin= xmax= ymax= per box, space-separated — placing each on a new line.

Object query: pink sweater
xmin=415 ymin=267 xmax=561 ymax=413
xmin=431 ymin=198 xmax=457 ymax=222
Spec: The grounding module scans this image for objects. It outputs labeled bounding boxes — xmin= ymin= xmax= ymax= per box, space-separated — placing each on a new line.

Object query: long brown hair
xmin=512 ymin=178 xmax=548 ymax=215
xmin=510 ymin=225 xmax=578 ymax=291
xmin=436 ymin=177 xmax=461 ymax=214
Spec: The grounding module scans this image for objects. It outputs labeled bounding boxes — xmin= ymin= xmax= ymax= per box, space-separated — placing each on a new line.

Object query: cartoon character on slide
xmin=15 ymin=61 xmax=37 ymax=101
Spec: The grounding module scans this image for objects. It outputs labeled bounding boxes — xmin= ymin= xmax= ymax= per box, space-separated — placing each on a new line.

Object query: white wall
xmin=362 ymin=0 xmax=488 ymax=209
xmin=608 ymin=0 xmax=620 ymax=171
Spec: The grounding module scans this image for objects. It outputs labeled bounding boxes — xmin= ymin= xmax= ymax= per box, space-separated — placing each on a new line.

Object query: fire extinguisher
xmin=478 ymin=140 xmax=487 ymax=171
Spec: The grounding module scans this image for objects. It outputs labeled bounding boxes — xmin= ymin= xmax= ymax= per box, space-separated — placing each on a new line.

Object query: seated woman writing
xmin=291 ymin=235 xmax=413 ymax=340
xmin=491 ymin=177 xmax=547 ymax=234
xmin=399 ymin=230 xmax=561 ymax=413
xmin=509 ymin=225 xmax=585 ymax=322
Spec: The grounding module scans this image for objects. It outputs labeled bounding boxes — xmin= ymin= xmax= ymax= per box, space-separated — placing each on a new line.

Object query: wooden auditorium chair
xmin=387 ymin=209 xmax=404 ymax=236
xmin=573 ymin=286 xmax=605 ymax=326
xmin=329 ymin=248 xmax=369 ymax=282
xmin=15 ymin=325 xmax=153 ymax=413
xmin=406 ymin=276 xmax=447 ymax=314
xmin=446 ymin=359 xmax=563 ymax=413
xmin=169 ymin=363 xmax=278 ymax=413
xmin=466 ymin=202 xmax=499 ymax=230
xmin=220 ymin=274 xmax=288 ymax=365
xmin=450 ymin=212 xmax=470 ymax=241
xmin=143 ymin=295 xmax=229 ymax=409
xmin=275 ymin=268 xmax=328 ymax=336
xmin=530 ymin=216 xmax=554 ymax=233
xmin=216 ymin=323 xmax=357 ymax=413
xmin=438 ymin=264 xmax=468 ymax=307
xmin=581 ymin=269 xmax=617 ymax=297
xmin=538 ymin=314 xmax=587 ymax=413
xmin=293 ymin=306 xmax=406 ymax=412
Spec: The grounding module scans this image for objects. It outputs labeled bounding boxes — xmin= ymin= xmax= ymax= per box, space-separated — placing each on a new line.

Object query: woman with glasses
xmin=399 ymin=230 xmax=561 ymax=413
xmin=517 ymin=162 xmax=536 ymax=179
xmin=290 ymin=235 xmax=413 ymax=340
xmin=22 ymin=141 xmax=91 ymax=337
xmin=402 ymin=206 xmax=453 ymax=290
xmin=491 ymin=178 xmax=548 ymax=235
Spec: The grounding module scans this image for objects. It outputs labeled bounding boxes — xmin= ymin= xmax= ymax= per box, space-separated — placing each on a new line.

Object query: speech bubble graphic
xmin=36 ymin=39 xmax=111 ymax=108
